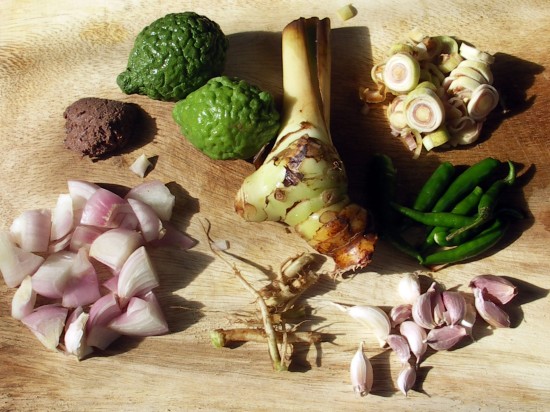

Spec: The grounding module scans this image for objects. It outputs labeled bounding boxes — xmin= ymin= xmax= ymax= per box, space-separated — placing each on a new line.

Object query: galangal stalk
xmin=235 ymin=17 xmax=377 ymax=274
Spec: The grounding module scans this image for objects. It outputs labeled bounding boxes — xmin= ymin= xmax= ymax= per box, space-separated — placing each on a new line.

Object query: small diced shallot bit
xmin=129 ymin=153 xmax=153 ymax=178
xmin=2 ymin=179 xmax=194 ymax=358
xmin=21 ymin=304 xmax=69 ymax=351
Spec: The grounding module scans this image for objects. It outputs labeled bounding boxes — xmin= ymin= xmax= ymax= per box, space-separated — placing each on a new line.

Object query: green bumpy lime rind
xmin=117 ymin=12 xmax=228 ymax=102
xmin=172 ymin=76 xmax=281 ymax=160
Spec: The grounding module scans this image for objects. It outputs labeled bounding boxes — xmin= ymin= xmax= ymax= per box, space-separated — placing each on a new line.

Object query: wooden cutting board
xmin=1 ymin=0 xmax=549 ymax=410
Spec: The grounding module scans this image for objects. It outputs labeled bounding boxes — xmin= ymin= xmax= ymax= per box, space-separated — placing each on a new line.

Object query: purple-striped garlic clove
xmin=473 ymin=287 xmax=511 ymax=328
xmin=469 ymin=274 xmax=517 ymax=305
xmin=426 ymin=325 xmax=468 ymax=351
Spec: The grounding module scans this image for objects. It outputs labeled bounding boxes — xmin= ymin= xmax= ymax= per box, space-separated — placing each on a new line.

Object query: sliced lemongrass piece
xmin=361 ymin=85 xmax=387 ymax=104
xmin=11 ymin=276 xmax=36 ymax=320
xmin=382 ymin=53 xmax=420 ymax=93
xmin=411 ymin=129 xmax=423 ymax=159
xmin=387 ymin=95 xmax=408 ymax=130
xmin=407 ymin=27 xmax=426 ymax=43
xmin=448 ymin=117 xmax=483 ymax=146
xmin=438 ymin=52 xmax=463 ymax=73
xmin=450 ymin=65 xmax=489 ymax=85
xmin=458 ymin=60 xmax=494 ymax=84
xmin=467 ymin=84 xmax=499 ymax=120
xmin=337 ymin=4 xmax=357 ymax=21
xmin=388 ymin=43 xmax=415 ymax=56
xmin=459 ymin=42 xmax=495 ymax=64
xmin=404 ymin=87 xmax=445 ymax=133
xmin=447 ymin=76 xmax=482 ymax=99
xmin=370 ymin=62 xmax=385 ymax=85
xmin=422 ymin=125 xmax=450 ymax=151
xmin=434 ymin=35 xmax=459 ymax=54
xmin=426 ymin=62 xmax=446 ymax=85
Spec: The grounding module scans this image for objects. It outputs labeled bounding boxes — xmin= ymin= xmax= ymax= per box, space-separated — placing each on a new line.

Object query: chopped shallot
xmin=125 ymin=180 xmax=175 ymax=221
xmin=1 ymin=179 xmax=194 ymax=357
xmin=21 ymin=304 xmax=68 ymax=351
xmin=129 ymin=153 xmax=153 ymax=178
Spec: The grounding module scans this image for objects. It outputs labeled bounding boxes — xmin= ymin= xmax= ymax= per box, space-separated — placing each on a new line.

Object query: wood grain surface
xmin=1 ymin=1 xmax=549 ymax=410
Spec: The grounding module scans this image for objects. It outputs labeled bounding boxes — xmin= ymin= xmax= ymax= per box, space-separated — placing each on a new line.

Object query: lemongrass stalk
xmin=235 ymin=17 xmax=376 ymax=274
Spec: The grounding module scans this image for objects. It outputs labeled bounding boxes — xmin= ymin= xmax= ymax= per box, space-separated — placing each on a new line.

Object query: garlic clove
xmin=441 ymin=291 xmax=467 ymax=326
xmin=469 ymin=274 xmax=517 ymax=305
xmin=346 ymin=305 xmax=391 ymax=347
xmin=460 ymin=302 xmax=478 ymax=339
xmin=429 ymin=283 xmax=446 ymax=327
xmin=390 ymin=303 xmax=412 ymax=327
xmin=398 ymin=272 xmax=421 ymax=304
xmin=386 ymin=334 xmax=411 ymax=364
xmin=426 ymin=325 xmax=468 ymax=351
xmin=350 ymin=341 xmax=374 ymax=396
xmin=399 ymin=320 xmax=428 ymax=366
xmin=473 ymin=287 xmax=511 ymax=328
xmin=412 ymin=288 xmax=437 ymax=329
xmin=397 ymin=363 xmax=416 ymax=396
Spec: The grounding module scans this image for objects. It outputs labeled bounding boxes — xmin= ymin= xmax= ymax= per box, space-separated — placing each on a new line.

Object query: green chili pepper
xmin=425 ymin=185 xmax=484 ymax=247
xmin=421 ymin=218 xmax=508 ymax=267
xmin=413 ymin=161 xmax=455 ymax=212
xmin=430 ymin=157 xmax=501 ymax=213
xmin=369 ymin=154 xmax=423 ymax=262
xmin=446 ymin=161 xmax=516 ymax=241
xmin=391 ymin=202 xmax=476 ymax=228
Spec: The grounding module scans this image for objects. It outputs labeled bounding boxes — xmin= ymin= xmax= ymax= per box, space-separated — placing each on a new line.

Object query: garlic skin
xmin=346 ymin=305 xmax=391 ymax=347
xmin=397 ymin=363 xmax=416 ymax=396
xmin=469 ymin=274 xmax=517 ymax=305
xmin=473 ymin=287 xmax=511 ymax=328
xmin=398 ymin=272 xmax=421 ymax=304
xmin=350 ymin=341 xmax=374 ymax=396
xmin=399 ymin=321 xmax=428 ymax=366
